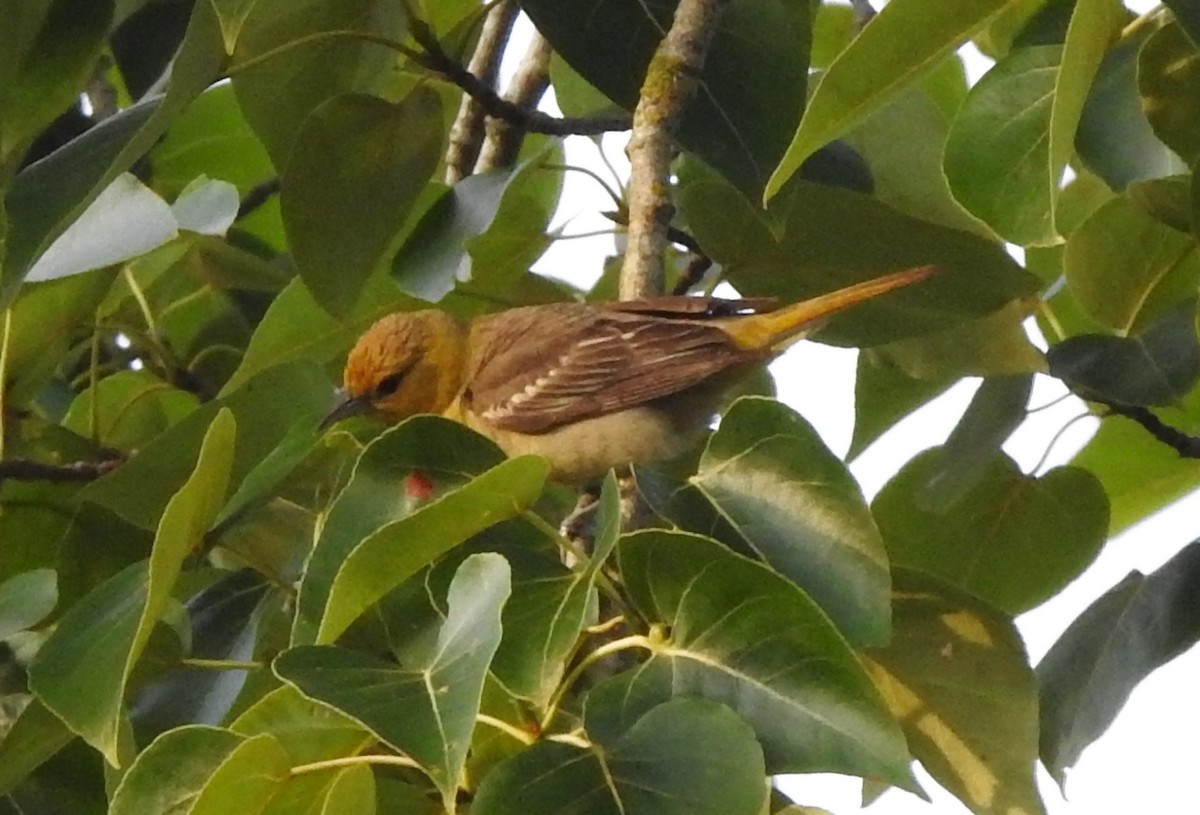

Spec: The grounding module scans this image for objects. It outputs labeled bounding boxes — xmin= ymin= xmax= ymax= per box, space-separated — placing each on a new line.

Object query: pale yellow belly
xmin=456 ymin=403 xmax=701 ymax=483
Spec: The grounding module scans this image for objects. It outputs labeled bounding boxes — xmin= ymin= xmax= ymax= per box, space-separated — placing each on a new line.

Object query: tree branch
xmin=409 ymin=19 xmax=631 ymax=141
xmin=238 ymin=176 xmax=282 ymax=219
xmin=444 ymin=0 xmax=520 ymax=184
xmin=0 ymin=458 xmax=123 ymax=483
xmin=476 ymin=30 xmax=554 ymax=173
xmin=620 ymin=0 xmax=730 ymax=300
xmin=1104 ymin=403 xmax=1200 ymax=458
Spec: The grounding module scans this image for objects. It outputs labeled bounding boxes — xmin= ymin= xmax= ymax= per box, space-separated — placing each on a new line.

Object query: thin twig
xmin=671 ymin=253 xmax=714 ymax=295
xmin=476 ymin=30 xmax=553 ymax=172
xmin=620 ymin=0 xmax=731 ymax=300
xmin=409 ymin=19 xmax=631 ymax=138
xmin=0 ymin=458 xmax=124 ymax=483
xmin=238 ymin=176 xmax=282 ymax=219
xmin=1104 ymin=403 xmax=1200 ymax=458
xmin=445 ymin=0 xmax=520 ymax=183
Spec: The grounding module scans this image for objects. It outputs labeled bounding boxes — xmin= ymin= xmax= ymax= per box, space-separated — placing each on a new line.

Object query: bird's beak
xmin=794 ymin=265 xmax=938 ymax=323
xmin=319 ymin=392 xmax=372 ymax=431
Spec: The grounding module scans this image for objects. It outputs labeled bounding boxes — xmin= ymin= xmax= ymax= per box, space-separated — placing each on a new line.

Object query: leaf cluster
xmin=4 ymin=1 xmax=1200 ymax=814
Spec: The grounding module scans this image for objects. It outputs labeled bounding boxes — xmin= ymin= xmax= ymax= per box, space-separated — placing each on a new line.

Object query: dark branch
xmin=0 ymin=458 xmax=124 ymax=483
xmin=1104 ymin=403 xmax=1200 ymax=458
xmin=408 ymin=20 xmax=631 ymax=137
xmin=238 ymin=176 xmax=282 ymax=219
xmin=671 ymin=253 xmax=714 ymax=296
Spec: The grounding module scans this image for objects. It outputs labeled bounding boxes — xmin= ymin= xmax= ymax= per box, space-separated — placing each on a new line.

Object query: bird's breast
xmin=452 ymin=399 xmax=709 ymax=483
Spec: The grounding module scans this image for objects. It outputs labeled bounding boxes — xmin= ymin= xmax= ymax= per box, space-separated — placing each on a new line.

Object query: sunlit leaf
xmin=30 ymin=411 xmax=236 ymax=764
xmin=767 ymin=0 xmax=1023 ymax=201
xmin=109 ymin=725 xmax=290 ymax=814
xmin=865 ymin=569 xmax=1045 ymax=815
xmin=693 ymin=396 xmax=891 ymax=645
xmin=943 ymin=1 xmax=1121 ymax=244
xmin=619 ymin=530 xmax=915 ymax=784
xmin=278 ymin=553 xmax=511 ymax=810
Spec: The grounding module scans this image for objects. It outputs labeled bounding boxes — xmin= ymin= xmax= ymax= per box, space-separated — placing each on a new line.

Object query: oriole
xmin=324 ymin=266 xmax=934 ymax=482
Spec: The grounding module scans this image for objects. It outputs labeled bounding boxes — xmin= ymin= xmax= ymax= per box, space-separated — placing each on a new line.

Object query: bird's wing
xmin=465 ymin=304 xmax=760 ymax=434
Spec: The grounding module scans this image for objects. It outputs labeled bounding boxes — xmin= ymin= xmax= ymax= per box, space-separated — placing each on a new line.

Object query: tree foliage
xmin=2 ymin=1 xmax=1200 ymax=813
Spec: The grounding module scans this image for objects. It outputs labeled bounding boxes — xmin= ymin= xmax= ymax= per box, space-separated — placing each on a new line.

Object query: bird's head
xmin=321 ymin=309 xmax=467 ymax=429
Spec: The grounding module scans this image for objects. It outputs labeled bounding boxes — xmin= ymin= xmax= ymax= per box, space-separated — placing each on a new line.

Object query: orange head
xmin=321 ymin=309 xmax=467 ymax=429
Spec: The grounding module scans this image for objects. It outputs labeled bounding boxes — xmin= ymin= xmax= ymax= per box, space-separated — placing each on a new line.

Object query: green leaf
xmin=1164 ymin=0 xmax=1200 ymax=46
xmin=209 ymin=0 xmax=261 ymax=53
xmin=473 ymin=698 xmax=767 ymax=815
xmin=0 ymin=0 xmax=112 ymax=174
xmin=1076 ymin=28 xmax=1186 ymax=191
xmin=393 ymin=139 xmax=561 ymax=302
xmin=148 ymin=83 xmax=275 ymax=200
xmin=0 ymin=568 xmax=57 ymax=638
xmin=132 ymin=572 xmax=272 ymax=739
xmin=229 ymin=0 xmax=406 ymax=166
xmin=522 ymin=0 xmax=810 ymax=197
xmin=943 ymin=2 xmax=1121 ymax=244
xmin=865 ymin=569 xmax=1045 ymax=815
xmin=0 ymin=699 xmax=75 ymax=796
xmin=30 ymin=411 xmax=235 ymax=763
xmin=692 ymin=396 xmax=891 ymax=645
xmin=1038 ymin=541 xmax=1200 ymax=786
xmin=872 ymin=448 xmax=1108 ymax=615
xmin=292 ymin=415 xmax=510 ymax=644
xmin=1065 ymin=194 xmax=1200 ymax=334
xmin=766 ymin=0 xmax=1022 ymax=201
xmin=918 ymin=376 xmax=1033 ymax=513
xmin=315 ymin=457 xmax=545 ymax=644
xmin=278 ymin=553 xmax=511 ymax=810
xmin=488 ymin=473 xmax=619 ymax=704
xmin=679 ymin=176 xmax=1039 ymax=347
xmin=282 ymin=90 xmax=444 ymax=315
xmin=842 ymin=80 xmax=984 ymax=235
xmin=1127 ymin=175 xmax=1193 ymax=233
xmin=1047 ymin=299 xmax=1200 ymax=406
xmin=231 ymin=685 xmax=375 ymax=815
xmin=316 ymin=764 xmax=376 ymax=815
xmin=876 ymin=300 xmax=1046 ymax=379
xmin=618 ymin=530 xmax=914 ymax=784
xmin=62 ymin=369 xmax=200 ymax=452
xmin=109 ymin=726 xmax=290 ymax=815
xmin=1139 ymin=21 xmax=1200 ymax=167
xmin=2 ymin=0 xmax=225 ymax=304
xmin=3 ymin=270 xmax=115 ymax=404
xmin=79 ymin=361 xmax=330 ymax=529
xmin=850 ymin=350 xmax=953 ymax=460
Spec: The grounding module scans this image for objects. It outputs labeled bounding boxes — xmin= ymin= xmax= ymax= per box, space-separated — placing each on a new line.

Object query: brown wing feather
xmin=463 ymin=302 xmax=762 ymax=434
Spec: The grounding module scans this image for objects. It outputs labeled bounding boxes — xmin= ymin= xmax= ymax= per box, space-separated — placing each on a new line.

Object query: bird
xmin=323 ymin=266 xmax=935 ymax=482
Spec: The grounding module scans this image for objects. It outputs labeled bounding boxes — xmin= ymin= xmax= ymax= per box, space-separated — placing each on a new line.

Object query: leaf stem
xmin=475 ymin=713 xmax=536 ymax=745
xmin=289 ymin=754 xmax=421 ymax=776
xmin=540 ymin=634 xmax=655 ymax=732
xmin=0 ymin=308 xmax=11 ymax=461
xmin=180 ymin=657 xmax=263 ymax=671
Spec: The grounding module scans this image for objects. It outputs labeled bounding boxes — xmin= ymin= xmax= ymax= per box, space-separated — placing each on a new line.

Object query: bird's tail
xmin=725 ymin=265 xmax=937 ymax=351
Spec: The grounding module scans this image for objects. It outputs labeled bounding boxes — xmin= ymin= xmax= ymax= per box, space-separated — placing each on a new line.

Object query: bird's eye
xmin=375 ymin=371 xmax=405 ymax=397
